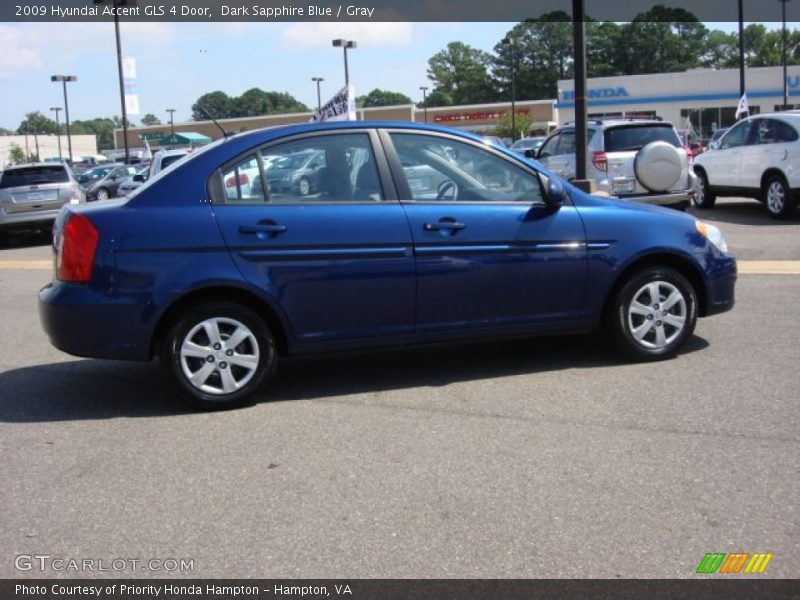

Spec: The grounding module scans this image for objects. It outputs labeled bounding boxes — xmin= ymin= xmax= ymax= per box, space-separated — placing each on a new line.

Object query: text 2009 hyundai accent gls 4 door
xmin=39 ymin=122 xmax=736 ymax=409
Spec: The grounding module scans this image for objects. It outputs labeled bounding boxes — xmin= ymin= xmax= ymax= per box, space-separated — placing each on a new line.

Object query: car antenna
xmin=197 ymin=104 xmax=231 ymax=139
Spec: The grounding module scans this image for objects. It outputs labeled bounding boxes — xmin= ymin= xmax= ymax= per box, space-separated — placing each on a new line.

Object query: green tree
xmin=587 ymin=21 xmax=623 ymax=77
xmin=616 ymin=7 xmax=708 ymax=75
xmin=0 ymin=126 xmax=14 ymax=135
xmin=70 ymin=118 xmax=118 ymax=150
xmin=427 ymin=41 xmax=496 ymax=106
xmin=356 ymin=88 xmax=413 ymax=108
xmin=700 ymin=29 xmax=739 ymax=69
xmin=17 ymin=111 xmax=59 ymax=135
xmin=494 ymin=111 xmax=534 ymax=140
xmin=192 ymin=90 xmax=234 ymax=120
xmin=9 ymin=144 xmax=25 ymax=164
xmin=141 ymin=113 xmax=161 ymax=126
xmin=492 ymin=13 xmax=574 ymax=102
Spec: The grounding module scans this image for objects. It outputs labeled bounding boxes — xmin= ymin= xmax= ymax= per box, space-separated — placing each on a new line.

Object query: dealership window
xmin=774 ymin=104 xmax=800 ymax=111
xmin=681 ymin=106 xmax=761 ymax=141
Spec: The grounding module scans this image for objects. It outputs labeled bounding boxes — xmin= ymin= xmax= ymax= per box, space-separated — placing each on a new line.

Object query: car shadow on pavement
xmin=0 ymin=334 xmax=709 ymax=422
xmin=0 ymin=229 xmax=52 ymax=250
xmin=688 ymin=201 xmax=800 ymax=226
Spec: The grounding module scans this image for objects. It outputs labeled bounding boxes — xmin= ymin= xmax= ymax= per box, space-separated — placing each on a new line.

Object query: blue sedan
xmin=39 ymin=121 xmax=736 ymax=409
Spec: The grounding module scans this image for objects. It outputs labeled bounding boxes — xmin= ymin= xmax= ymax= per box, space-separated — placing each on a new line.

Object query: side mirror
xmin=132 ymin=174 xmax=145 ymax=182
xmin=545 ymin=178 xmax=567 ymax=207
xmin=524 ymin=149 xmax=537 ymax=159
xmin=708 ymin=141 xmax=720 ymax=150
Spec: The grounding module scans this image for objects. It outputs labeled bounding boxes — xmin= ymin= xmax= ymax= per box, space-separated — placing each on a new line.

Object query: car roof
xmin=4 ymin=162 xmax=68 ymax=170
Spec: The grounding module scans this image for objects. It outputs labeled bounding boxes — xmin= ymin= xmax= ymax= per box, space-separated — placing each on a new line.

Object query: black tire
xmin=607 ymin=267 xmax=698 ymax=361
xmin=763 ymin=173 xmax=796 ymax=220
xmin=95 ymin=187 xmax=110 ymax=202
xmin=160 ymin=301 xmax=276 ymax=409
xmin=693 ymin=170 xmax=716 ymax=209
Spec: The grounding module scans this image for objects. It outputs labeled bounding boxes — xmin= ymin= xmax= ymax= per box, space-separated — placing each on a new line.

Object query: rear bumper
xmin=39 ymin=281 xmax=152 ymax=361
xmin=0 ymin=211 xmax=60 ymax=231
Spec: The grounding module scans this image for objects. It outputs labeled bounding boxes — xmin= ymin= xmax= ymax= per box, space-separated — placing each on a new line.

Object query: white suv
xmin=534 ymin=119 xmax=696 ymax=209
xmin=693 ymin=112 xmax=800 ymax=219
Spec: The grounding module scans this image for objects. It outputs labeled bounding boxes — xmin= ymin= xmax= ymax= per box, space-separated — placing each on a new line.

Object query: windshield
xmin=0 ymin=165 xmax=69 ymax=188
xmin=604 ymin=125 xmax=682 ymax=152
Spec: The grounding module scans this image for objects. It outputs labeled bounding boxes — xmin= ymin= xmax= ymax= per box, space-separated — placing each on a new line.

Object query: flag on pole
xmin=735 ymin=93 xmax=749 ymax=120
xmin=310 ymin=84 xmax=356 ymax=122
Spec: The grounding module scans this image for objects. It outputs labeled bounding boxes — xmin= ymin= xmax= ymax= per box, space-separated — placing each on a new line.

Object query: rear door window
xmin=604 ymin=125 xmax=682 ymax=152
xmin=0 ymin=166 xmax=69 ymax=188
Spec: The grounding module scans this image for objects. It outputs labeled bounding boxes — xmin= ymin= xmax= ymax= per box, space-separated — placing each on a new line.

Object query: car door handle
xmin=239 ymin=224 xmax=287 ymax=235
xmin=424 ymin=221 xmax=466 ymax=231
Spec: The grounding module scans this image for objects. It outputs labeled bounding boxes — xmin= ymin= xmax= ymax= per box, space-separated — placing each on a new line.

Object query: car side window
xmin=557 ymin=131 xmax=576 ymax=155
xmin=720 ymin=120 xmax=751 ymax=149
xmin=774 ymin=119 xmax=799 ymax=143
xmin=389 ymin=133 xmax=544 ymax=203
xmin=221 ymin=154 xmax=265 ymax=203
xmin=538 ymin=133 xmax=561 ymax=158
xmin=260 ymin=133 xmax=383 ymax=202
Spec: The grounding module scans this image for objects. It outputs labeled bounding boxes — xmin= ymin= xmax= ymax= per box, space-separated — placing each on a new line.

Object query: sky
xmin=0 ymin=20 xmax=796 ymax=131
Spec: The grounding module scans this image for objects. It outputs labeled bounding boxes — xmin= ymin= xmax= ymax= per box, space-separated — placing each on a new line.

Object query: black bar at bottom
xmin=2 ymin=579 xmax=799 ymax=600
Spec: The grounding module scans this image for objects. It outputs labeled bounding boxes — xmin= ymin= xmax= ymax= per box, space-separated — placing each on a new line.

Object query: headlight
xmin=696 ymin=221 xmax=728 ymax=253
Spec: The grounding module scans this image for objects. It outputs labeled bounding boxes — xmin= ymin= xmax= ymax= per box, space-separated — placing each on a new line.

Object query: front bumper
xmin=701 ymin=253 xmax=737 ymax=317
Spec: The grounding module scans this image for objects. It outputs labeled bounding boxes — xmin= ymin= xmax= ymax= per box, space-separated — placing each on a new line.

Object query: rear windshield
xmin=604 ymin=125 xmax=682 ymax=152
xmin=161 ymin=154 xmax=187 ymax=169
xmin=0 ymin=165 xmax=69 ymax=188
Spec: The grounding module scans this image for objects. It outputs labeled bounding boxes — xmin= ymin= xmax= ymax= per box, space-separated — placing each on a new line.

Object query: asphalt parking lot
xmin=0 ymin=198 xmax=797 ymax=579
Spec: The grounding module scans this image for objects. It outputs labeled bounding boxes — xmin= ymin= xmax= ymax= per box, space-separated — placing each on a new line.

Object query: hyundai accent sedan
xmin=39 ymin=121 xmax=737 ymax=409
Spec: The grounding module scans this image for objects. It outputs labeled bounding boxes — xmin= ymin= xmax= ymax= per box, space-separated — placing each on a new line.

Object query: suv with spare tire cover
xmin=533 ymin=119 xmax=697 ymax=210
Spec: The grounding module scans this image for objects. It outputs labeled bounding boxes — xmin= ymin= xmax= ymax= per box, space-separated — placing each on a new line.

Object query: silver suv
xmin=534 ymin=119 xmax=697 ymax=209
xmin=0 ymin=162 xmax=84 ymax=239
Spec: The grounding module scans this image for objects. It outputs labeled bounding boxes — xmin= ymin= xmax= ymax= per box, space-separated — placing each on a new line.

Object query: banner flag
xmin=310 ymin=84 xmax=356 ymax=122
xmin=735 ymin=93 xmax=749 ymax=119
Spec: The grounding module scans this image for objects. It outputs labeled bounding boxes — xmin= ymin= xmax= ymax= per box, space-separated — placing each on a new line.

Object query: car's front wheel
xmin=297 ymin=177 xmax=311 ymax=196
xmin=763 ymin=174 xmax=796 ymax=220
xmin=608 ymin=267 xmax=698 ymax=360
xmin=95 ymin=187 xmax=110 ymax=202
xmin=161 ymin=301 xmax=276 ymax=409
xmin=693 ymin=170 xmax=716 ymax=209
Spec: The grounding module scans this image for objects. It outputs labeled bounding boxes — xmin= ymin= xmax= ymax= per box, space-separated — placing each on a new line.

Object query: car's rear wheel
xmin=693 ymin=170 xmax=716 ymax=209
xmin=95 ymin=187 xmax=109 ymax=202
xmin=297 ymin=177 xmax=311 ymax=196
xmin=608 ymin=267 xmax=697 ymax=360
xmin=161 ymin=301 xmax=276 ymax=409
xmin=763 ymin=174 xmax=795 ymax=220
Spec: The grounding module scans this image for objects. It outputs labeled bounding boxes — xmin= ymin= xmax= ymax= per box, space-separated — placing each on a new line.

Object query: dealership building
xmin=112 ymin=99 xmax=557 ymax=151
xmin=557 ymin=65 xmax=800 ymax=140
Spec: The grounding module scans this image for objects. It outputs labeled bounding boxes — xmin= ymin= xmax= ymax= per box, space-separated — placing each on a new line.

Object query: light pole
xmin=50 ymin=107 xmax=63 ymax=159
xmin=93 ymin=0 xmax=131 ymax=162
xmin=780 ymin=0 xmax=791 ymax=109
xmin=51 ymin=75 xmax=76 ymax=163
xmin=502 ymin=36 xmax=517 ymax=141
xmin=420 ymin=86 xmax=429 ymax=123
xmin=166 ymin=108 xmax=176 ymax=135
xmin=312 ymin=77 xmax=324 ymax=111
xmin=332 ymin=39 xmax=357 ymax=86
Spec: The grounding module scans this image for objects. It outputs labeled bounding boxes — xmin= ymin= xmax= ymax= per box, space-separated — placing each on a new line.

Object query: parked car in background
xmin=480 ymin=135 xmax=507 ymax=148
xmin=693 ymin=112 xmax=800 ymax=218
xmin=39 ymin=121 xmax=736 ymax=409
xmin=535 ymin=118 xmax=697 ymax=210
xmin=78 ymin=164 xmax=141 ymax=201
xmin=510 ymin=136 xmax=546 ymax=157
xmin=676 ymin=129 xmax=704 ymax=162
xmin=0 ymin=162 xmax=83 ymax=240
xmin=264 ymin=149 xmax=325 ymax=196
xmin=115 ymin=164 xmax=149 ymax=197
xmin=122 ymin=149 xmax=193 ymax=197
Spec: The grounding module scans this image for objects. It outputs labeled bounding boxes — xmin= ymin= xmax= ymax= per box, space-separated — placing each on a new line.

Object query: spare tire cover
xmin=634 ymin=141 xmax=682 ymax=192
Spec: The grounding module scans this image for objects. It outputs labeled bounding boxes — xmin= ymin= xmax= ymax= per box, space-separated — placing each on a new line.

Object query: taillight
xmin=225 ymin=173 xmax=249 ymax=187
xmin=57 ymin=213 xmax=99 ymax=282
xmin=591 ymin=151 xmax=607 ymax=171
